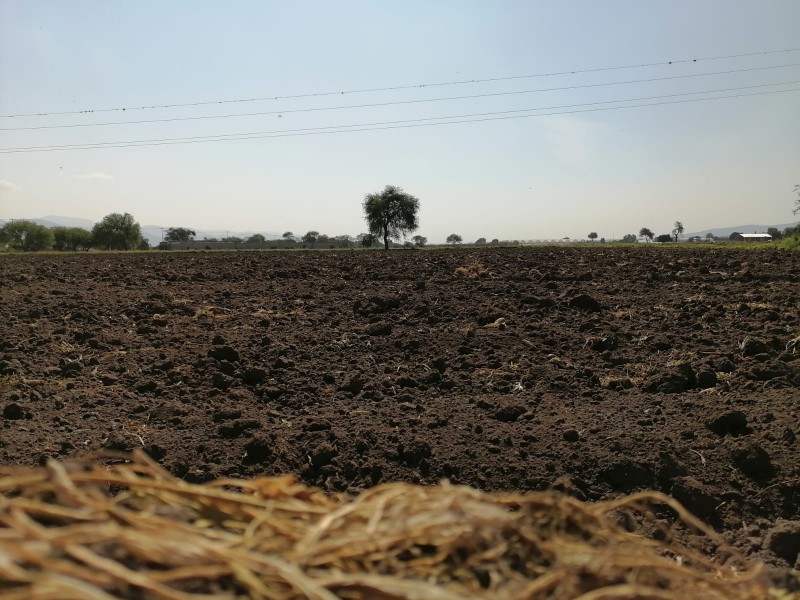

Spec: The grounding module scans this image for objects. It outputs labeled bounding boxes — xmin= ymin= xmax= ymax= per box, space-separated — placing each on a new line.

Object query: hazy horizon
xmin=2 ymin=1 xmax=799 ymax=243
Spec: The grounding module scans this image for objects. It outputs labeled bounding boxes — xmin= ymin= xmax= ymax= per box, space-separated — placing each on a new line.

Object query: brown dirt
xmin=1 ymin=246 xmax=799 ymax=570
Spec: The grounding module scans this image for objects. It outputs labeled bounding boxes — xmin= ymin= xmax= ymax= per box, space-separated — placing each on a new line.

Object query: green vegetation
xmin=794 ymin=184 xmax=799 ymax=215
xmin=639 ymin=228 xmax=654 ymax=243
xmin=672 ymin=221 xmax=684 ymax=243
xmin=92 ymin=213 xmax=144 ymax=250
xmin=0 ymin=220 xmax=54 ymax=251
xmin=52 ymin=226 xmax=92 ymax=251
xmin=446 ymin=234 xmax=463 ymax=245
xmin=588 ymin=232 xmax=598 ymax=242
xmin=363 ymin=185 xmax=420 ymax=250
xmin=165 ymin=227 xmax=196 ymax=242
xmin=357 ymin=233 xmax=377 ymax=248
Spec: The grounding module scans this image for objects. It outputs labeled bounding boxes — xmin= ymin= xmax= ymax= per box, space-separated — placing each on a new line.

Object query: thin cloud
xmin=72 ymin=172 xmax=114 ymax=181
xmin=0 ymin=178 xmax=22 ymax=192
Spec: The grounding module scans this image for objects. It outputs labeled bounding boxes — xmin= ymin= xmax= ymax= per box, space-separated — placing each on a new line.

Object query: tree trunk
xmin=383 ymin=226 xmax=390 ymax=250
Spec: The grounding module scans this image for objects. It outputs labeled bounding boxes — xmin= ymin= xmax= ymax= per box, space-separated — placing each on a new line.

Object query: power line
xmin=2 ymin=47 xmax=799 ymax=119
xmin=6 ymin=81 xmax=796 ymax=149
xmin=3 ymin=63 xmax=798 ymax=132
xmin=2 ymin=86 xmax=796 ymax=154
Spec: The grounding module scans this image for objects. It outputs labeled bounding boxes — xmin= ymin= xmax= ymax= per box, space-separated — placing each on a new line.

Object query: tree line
xmin=6 ymin=185 xmax=796 ymax=252
xmin=0 ymin=213 xmax=147 ymax=252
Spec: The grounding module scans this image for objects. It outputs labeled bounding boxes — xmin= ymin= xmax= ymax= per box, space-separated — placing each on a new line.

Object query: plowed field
xmin=1 ymin=247 xmax=798 ymax=568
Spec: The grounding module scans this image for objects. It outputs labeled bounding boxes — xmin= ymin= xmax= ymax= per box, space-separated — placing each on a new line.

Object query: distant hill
xmin=685 ymin=221 xmax=798 ymax=238
xmin=37 ymin=215 xmax=95 ymax=230
xmin=0 ymin=215 xmax=94 ymax=230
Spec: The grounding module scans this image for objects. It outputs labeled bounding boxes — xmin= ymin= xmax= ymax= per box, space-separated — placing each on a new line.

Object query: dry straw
xmin=0 ymin=450 xmax=776 ymax=599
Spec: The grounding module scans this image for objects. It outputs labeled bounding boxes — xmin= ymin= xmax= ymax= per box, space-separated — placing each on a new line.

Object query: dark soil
xmin=1 ymin=247 xmax=798 ymax=569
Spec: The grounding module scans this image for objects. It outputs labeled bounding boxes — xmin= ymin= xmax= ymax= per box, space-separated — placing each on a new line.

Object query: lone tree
xmin=672 ymin=221 xmax=684 ymax=243
xmin=412 ymin=235 xmax=427 ymax=247
xmin=0 ymin=220 xmax=54 ymax=251
xmin=474 ymin=237 xmax=487 ymax=245
xmin=656 ymin=234 xmax=673 ymax=243
xmin=588 ymin=232 xmax=598 ymax=242
xmin=621 ymin=233 xmax=637 ymax=243
xmin=282 ymin=231 xmax=295 ymax=241
xmin=165 ymin=227 xmax=196 ymax=242
xmin=639 ymin=227 xmax=654 ymax=243
xmin=446 ymin=233 xmax=463 ymax=245
xmin=91 ymin=213 xmax=143 ymax=250
xmin=363 ymin=185 xmax=420 ymax=250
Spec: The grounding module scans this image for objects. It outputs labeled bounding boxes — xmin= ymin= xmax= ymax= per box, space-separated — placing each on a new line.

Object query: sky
xmin=1 ymin=1 xmax=799 ymax=243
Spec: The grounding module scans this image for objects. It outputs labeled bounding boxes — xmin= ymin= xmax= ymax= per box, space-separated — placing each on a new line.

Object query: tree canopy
xmin=587 ymin=232 xmax=598 ymax=242
xmin=639 ymin=228 xmax=654 ymax=242
xmin=672 ymin=221 xmax=684 ymax=243
xmin=412 ymin=235 xmax=427 ymax=247
xmin=363 ymin=185 xmax=420 ymax=250
xmin=0 ymin=221 xmax=53 ymax=251
xmin=766 ymin=227 xmax=783 ymax=240
xmin=446 ymin=233 xmax=462 ymax=245
xmin=92 ymin=213 xmax=143 ymax=250
xmin=357 ymin=233 xmax=377 ymax=248
xmin=165 ymin=227 xmax=196 ymax=242
xmin=302 ymin=231 xmax=319 ymax=244
xmin=52 ymin=226 xmax=92 ymax=251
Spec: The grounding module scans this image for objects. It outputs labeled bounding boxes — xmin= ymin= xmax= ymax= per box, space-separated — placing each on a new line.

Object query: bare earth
xmin=1 ymin=246 xmax=798 ymax=569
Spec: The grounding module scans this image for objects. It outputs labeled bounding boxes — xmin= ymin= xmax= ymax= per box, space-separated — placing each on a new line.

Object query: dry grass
xmin=598 ymin=375 xmax=634 ymax=390
xmin=0 ymin=450 xmax=779 ymax=599
xmin=473 ymin=368 xmax=515 ymax=379
xmin=610 ymin=308 xmax=634 ymax=320
xmin=455 ymin=262 xmax=489 ymax=278
xmin=193 ymin=304 xmax=232 ymax=320
xmin=665 ymin=351 xmax=697 ymax=368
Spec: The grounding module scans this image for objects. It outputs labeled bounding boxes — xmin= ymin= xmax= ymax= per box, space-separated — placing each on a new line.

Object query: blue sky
xmin=1 ymin=1 xmax=798 ymax=242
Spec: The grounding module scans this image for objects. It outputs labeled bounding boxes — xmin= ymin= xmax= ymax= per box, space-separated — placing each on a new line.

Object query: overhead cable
xmin=1 ymin=47 xmax=798 ymax=119
xmin=1 ymin=86 xmax=796 ymax=154
xmin=3 ymin=63 xmax=799 ymax=131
